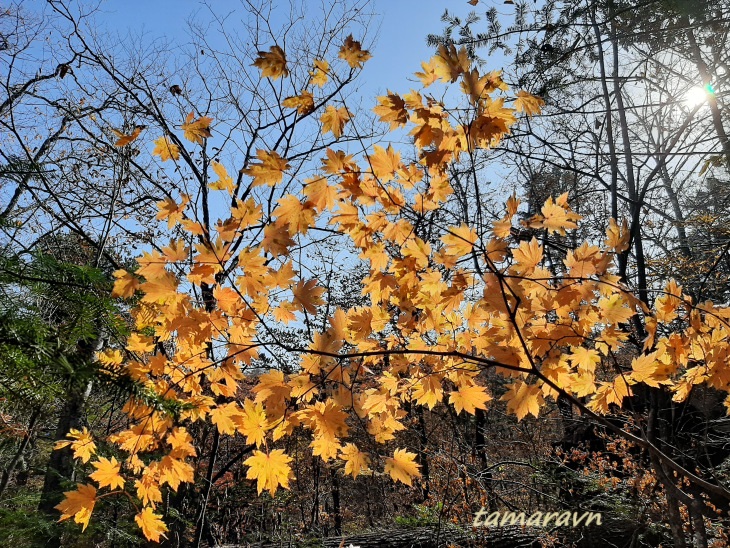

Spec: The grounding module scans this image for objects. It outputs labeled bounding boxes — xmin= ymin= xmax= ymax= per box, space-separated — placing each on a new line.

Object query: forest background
xmin=2 ymin=0 xmax=730 ymax=547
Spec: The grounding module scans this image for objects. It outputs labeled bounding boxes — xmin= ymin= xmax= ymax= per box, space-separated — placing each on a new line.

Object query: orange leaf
xmin=111 ymin=269 xmax=140 ymax=298
xmin=252 ymin=45 xmax=288 ymax=80
xmin=55 ymin=483 xmax=96 ymax=531
xmin=242 ymin=149 xmax=290 ymax=187
xmin=321 ymin=105 xmax=351 ymax=138
xmin=244 ymin=449 xmax=293 ymax=496
xmin=384 ymin=448 xmax=421 ymax=486
xmin=89 ymin=456 xmax=125 ymax=490
xmin=282 ymin=91 xmax=315 ymax=115
xmin=135 ymin=507 xmax=169 ymax=542
xmin=292 ymin=279 xmax=325 ymax=314
xmin=449 ymin=384 xmax=491 ymax=415
xmin=338 ymin=35 xmax=371 ymax=69
xmin=112 ymin=126 xmax=142 ymax=147
xmin=152 ymin=136 xmax=180 ymax=161
xmin=514 ymin=90 xmax=545 ymax=117
xmin=339 ymin=443 xmax=371 ymax=478
xmin=181 ymin=112 xmax=213 ymax=144
xmin=500 ymin=381 xmax=543 ymax=420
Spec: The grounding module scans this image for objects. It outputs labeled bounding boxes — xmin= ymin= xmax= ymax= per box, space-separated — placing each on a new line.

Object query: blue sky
xmin=94 ymin=0 xmax=511 ymax=100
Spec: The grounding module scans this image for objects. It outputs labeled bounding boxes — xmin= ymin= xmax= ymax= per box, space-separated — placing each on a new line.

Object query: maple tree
xmin=44 ymin=31 xmax=730 ymax=545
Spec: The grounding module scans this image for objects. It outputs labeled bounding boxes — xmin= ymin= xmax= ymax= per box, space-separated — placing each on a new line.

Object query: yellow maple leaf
xmin=500 ymin=380 xmax=543 ymax=420
xmin=135 ymin=475 xmax=163 ymax=508
xmin=135 ymin=507 xmax=169 ymax=542
xmin=384 ymin=448 xmax=421 ymax=486
xmin=111 ymin=269 xmax=140 ymax=298
xmin=156 ymin=194 xmax=190 ymax=229
xmin=244 ymin=449 xmax=293 ymax=496
xmin=339 ymin=443 xmax=371 ymax=478
xmin=339 ymin=35 xmax=371 ymax=69
xmin=282 ymin=91 xmax=315 ymax=115
xmin=598 ymin=293 xmax=635 ymax=325
xmin=369 ymin=144 xmax=401 ymax=182
xmin=373 ymin=91 xmax=408 ymax=129
xmin=310 ymin=58 xmax=329 ymax=87
xmin=55 ymin=483 xmax=96 ymax=531
xmin=514 ymin=90 xmax=545 ymax=117
xmin=321 ymin=105 xmax=351 ymax=138
xmin=528 ymin=194 xmax=582 ymax=235
xmin=181 ymin=112 xmax=213 ymax=144
xmin=605 ymin=217 xmax=630 ymax=253
xmin=262 ymin=223 xmax=295 ymax=257
xmin=449 ymin=383 xmax=491 ymax=415
xmin=54 ymin=427 xmax=96 ymax=463
xmin=511 ymin=237 xmax=543 ymax=273
xmin=242 ymin=149 xmax=290 ymax=187
xmin=292 ymin=279 xmax=325 ymax=314
xmin=152 ymin=136 xmax=180 ymax=161
xmin=303 ymin=176 xmax=338 ymax=211
xmin=235 ymin=399 xmax=268 ymax=447
xmin=432 ymin=44 xmax=470 ymax=83
xmin=274 ymin=194 xmax=316 ymax=235
xmin=209 ymin=161 xmax=234 ymax=194
xmin=210 ymin=402 xmax=240 ymax=436
xmin=252 ymin=45 xmax=288 ymax=80
xmin=630 ymin=351 xmax=671 ymax=388
xmin=89 ymin=456 xmax=125 ymax=490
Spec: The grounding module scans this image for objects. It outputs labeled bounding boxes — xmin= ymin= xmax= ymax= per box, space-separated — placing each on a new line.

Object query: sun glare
xmin=685 ymin=86 xmax=708 ymax=108
xmin=685 ymin=84 xmax=716 ymax=108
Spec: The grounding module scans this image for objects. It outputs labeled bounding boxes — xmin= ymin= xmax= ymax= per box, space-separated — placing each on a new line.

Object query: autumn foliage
xmin=52 ymin=37 xmax=730 ymax=543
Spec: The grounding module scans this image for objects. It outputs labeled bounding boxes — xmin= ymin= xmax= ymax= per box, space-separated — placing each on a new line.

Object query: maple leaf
xmin=244 ymin=449 xmax=293 ymax=496
xmin=262 ymin=223 xmax=295 ymax=257
xmin=242 ymin=149 xmax=290 ymax=187
xmin=282 ymin=91 xmax=315 ymax=115
xmin=152 ymin=136 xmax=180 ymax=161
xmin=235 ymin=399 xmax=268 ymax=447
xmin=339 ymin=35 xmax=371 ymax=69
xmin=630 ymin=351 xmax=671 ymax=388
xmin=321 ymin=105 xmax=351 ymax=138
xmin=500 ymin=381 xmax=543 ymax=420
xmin=339 ymin=443 xmax=371 ymax=478
xmin=598 ymin=294 xmax=635 ymax=325
xmin=135 ymin=507 xmax=169 ymax=542
xmin=528 ymin=194 xmax=582 ymax=235
xmin=89 ymin=456 xmax=125 ymax=490
xmin=605 ymin=218 xmax=630 ymax=253
xmin=167 ymin=428 xmax=197 ymax=458
xmin=111 ymin=269 xmax=140 ymax=298
xmin=369 ymin=144 xmax=401 ymax=182
xmin=514 ymin=90 xmax=545 ymax=117
xmin=54 ymin=427 xmax=96 ymax=463
xmin=432 ymin=44 xmax=470 ymax=83
xmin=303 ymin=176 xmax=338 ymax=211
xmin=511 ymin=237 xmax=543 ymax=273
xmin=181 ymin=112 xmax=213 ymax=144
xmin=112 ymin=126 xmax=143 ymax=147
xmin=310 ymin=58 xmax=329 ymax=87
xmin=292 ymin=279 xmax=325 ymax=314
xmin=373 ymin=92 xmax=408 ymax=129
xmin=156 ymin=194 xmax=190 ymax=229
xmin=55 ymin=483 xmax=96 ymax=531
xmin=210 ymin=402 xmax=240 ymax=436
xmin=135 ymin=475 xmax=163 ymax=508
xmin=209 ymin=161 xmax=234 ymax=194
xmin=384 ymin=448 xmax=421 ymax=486
xmin=450 ymin=384 xmax=491 ymax=415
xmin=274 ymin=194 xmax=316 ymax=235
xmin=252 ymin=45 xmax=289 ymax=80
